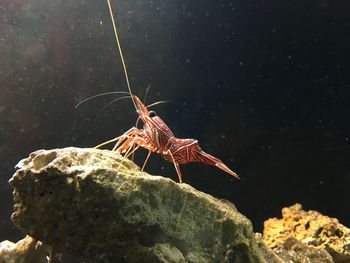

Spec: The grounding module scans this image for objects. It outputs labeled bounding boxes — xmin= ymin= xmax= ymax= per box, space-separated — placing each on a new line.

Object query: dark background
xmin=1 ymin=0 xmax=349 ymax=260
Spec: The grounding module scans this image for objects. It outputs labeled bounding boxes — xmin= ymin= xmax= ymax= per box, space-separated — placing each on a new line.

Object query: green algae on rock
xmin=10 ymin=147 xmax=275 ymax=263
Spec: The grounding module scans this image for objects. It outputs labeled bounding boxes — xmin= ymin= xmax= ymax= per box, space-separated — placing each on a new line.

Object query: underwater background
xmin=0 ymin=0 xmax=349 ymax=260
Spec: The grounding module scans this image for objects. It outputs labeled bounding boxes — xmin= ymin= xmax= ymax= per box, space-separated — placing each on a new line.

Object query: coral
xmin=263 ymin=203 xmax=350 ymax=263
xmin=9 ymin=147 xmax=275 ymax=263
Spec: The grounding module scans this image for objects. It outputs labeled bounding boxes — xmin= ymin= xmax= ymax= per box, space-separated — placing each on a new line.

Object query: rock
xmin=0 ymin=235 xmax=50 ymax=263
xmin=268 ymin=236 xmax=334 ymax=263
xmin=263 ymin=203 xmax=350 ymax=263
xmin=254 ymin=233 xmax=284 ymax=263
xmin=9 ymin=147 xmax=273 ymax=263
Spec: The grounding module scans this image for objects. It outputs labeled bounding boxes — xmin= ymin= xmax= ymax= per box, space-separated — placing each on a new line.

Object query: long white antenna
xmin=106 ymin=0 xmax=137 ymax=110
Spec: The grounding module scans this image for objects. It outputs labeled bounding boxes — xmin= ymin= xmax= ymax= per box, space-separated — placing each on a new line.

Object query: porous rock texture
xmin=0 ymin=235 xmax=49 ymax=263
xmin=9 ymin=147 xmax=275 ymax=263
xmin=263 ymin=204 xmax=350 ymax=263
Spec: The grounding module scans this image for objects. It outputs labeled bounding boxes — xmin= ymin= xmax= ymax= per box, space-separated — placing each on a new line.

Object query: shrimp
xmin=94 ymin=0 xmax=239 ymax=183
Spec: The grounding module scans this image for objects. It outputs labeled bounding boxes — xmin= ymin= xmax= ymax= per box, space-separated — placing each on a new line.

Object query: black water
xmin=1 ymin=0 xmax=349 ymax=261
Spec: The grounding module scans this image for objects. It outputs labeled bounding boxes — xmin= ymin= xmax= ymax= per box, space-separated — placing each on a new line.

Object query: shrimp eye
xmin=148 ymin=111 xmax=157 ymax=117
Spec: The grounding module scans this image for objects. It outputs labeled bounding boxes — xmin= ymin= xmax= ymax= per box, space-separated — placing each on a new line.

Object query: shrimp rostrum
xmin=95 ymin=95 xmax=239 ymax=183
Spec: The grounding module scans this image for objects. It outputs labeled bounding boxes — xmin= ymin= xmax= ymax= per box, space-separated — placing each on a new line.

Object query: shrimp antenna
xmin=146 ymin=100 xmax=169 ymax=108
xmin=94 ymin=95 xmax=132 ymax=126
xmin=74 ymin=91 xmax=130 ymax=109
xmin=143 ymin=85 xmax=151 ymax=105
xmin=97 ymin=95 xmax=132 ymax=116
xmin=106 ymin=0 xmax=137 ymax=111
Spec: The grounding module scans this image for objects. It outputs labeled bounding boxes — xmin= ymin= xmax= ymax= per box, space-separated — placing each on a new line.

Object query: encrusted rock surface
xmin=9 ymin=147 xmax=275 ymax=263
xmin=263 ymin=203 xmax=350 ymax=263
xmin=0 ymin=235 xmax=49 ymax=263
